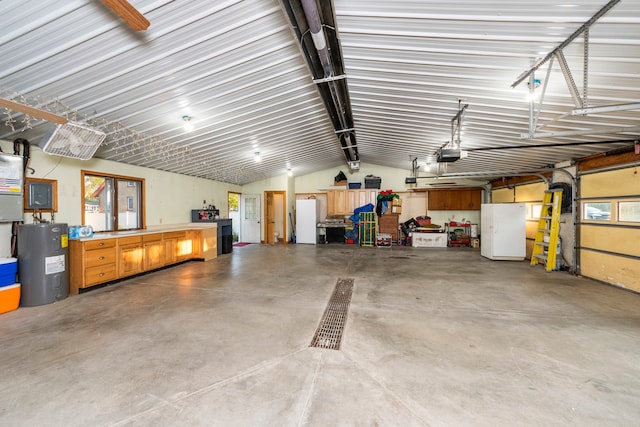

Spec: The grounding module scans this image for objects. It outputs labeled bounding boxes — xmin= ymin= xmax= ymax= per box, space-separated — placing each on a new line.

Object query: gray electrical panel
xmin=0 ymin=153 xmax=24 ymax=222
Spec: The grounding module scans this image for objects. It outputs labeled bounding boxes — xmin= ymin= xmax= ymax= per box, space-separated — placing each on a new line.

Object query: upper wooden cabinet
xmin=428 ymin=188 xmax=482 ymax=210
xmin=327 ymin=189 xmax=378 ymax=216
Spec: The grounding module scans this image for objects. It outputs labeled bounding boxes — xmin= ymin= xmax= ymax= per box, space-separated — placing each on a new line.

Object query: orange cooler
xmin=0 ymin=283 xmax=20 ymax=314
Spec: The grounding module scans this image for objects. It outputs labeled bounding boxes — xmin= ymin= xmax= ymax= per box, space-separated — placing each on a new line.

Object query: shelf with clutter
xmin=445 ymin=221 xmax=476 ymax=247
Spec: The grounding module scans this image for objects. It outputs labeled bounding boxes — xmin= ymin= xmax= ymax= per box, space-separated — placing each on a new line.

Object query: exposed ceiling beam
xmin=0 ymin=98 xmax=68 ymax=125
xmin=100 ymin=0 xmax=150 ymax=31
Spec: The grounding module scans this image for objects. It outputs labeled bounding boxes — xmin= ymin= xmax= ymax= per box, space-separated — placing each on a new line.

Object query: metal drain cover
xmin=310 ymin=278 xmax=354 ymax=350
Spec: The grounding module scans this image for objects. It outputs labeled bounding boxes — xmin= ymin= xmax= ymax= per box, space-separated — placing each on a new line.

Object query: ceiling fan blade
xmin=0 ymin=98 xmax=68 ymax=125
xmin=100 ymin=0 xmax=150 ymax=31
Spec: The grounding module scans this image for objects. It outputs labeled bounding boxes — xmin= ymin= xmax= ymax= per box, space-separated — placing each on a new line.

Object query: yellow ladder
xmin=530 ymin=189 xmax=562 ymax=271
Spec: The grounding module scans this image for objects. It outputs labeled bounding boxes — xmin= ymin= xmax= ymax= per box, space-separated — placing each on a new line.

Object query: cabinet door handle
xmin=98 ymin=256 xmax=105 ymax=260
xmin=99 ymin=242 xmax=104 ymax=246
xmin=99 ymin=273 xmax=105 ymax=277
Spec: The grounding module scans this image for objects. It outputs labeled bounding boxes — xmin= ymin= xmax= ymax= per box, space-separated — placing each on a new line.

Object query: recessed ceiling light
xmin=182 ymin=115 xmax=194 ymax=132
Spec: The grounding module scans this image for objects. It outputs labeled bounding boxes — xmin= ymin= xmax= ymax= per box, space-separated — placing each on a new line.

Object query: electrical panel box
xmin=26 ymin=181 xmax=54 ymax=210
xmin=0 ymin=153 xmax=24 ymax=222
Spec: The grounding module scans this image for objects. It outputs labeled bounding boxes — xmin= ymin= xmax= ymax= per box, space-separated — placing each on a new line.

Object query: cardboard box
xmin=0 ymin=283 xmax=20 ymax=314
xmin=0 ymin=258 xmax=17 ymax=287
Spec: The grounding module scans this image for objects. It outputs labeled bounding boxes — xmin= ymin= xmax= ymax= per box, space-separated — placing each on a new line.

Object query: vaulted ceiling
xmin=1 ymin=0 xmax=638 ymax=184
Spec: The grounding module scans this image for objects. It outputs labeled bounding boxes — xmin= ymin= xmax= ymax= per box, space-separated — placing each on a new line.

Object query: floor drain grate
xmin=310 ymin=278 xmax=354 ymax=350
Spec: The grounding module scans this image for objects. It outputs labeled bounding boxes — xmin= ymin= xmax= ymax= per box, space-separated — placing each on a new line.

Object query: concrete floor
xmin=1 ymin=244 xmax=639 ymax=426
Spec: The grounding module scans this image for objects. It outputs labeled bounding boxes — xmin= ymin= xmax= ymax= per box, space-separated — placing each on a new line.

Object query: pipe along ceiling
xmin=280 ymin=0 xmax=359 ymax=170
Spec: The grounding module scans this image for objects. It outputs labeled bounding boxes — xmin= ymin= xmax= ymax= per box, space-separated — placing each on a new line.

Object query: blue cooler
xmin=0 ymin=258 xmax=18 ymax=287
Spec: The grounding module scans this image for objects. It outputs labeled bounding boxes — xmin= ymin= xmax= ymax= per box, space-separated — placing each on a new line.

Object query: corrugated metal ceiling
xmin=0 ymin=0 xmax=638 ymax=184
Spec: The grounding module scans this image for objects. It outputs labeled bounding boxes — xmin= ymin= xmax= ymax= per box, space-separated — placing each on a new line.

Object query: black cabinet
xmin=191 ymin=211 xmax=232 ymax=255
xmin=216 ymin=219 xmax=233 ymax=255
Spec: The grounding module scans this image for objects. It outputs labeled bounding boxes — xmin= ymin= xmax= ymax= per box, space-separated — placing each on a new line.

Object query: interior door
xmin=241 ymin=194 xmax=261 ymax=243
xmin=265 ymin=191 xmax=286 ymax=244
xmin=265 ymin=192 xmax=275 ymax=244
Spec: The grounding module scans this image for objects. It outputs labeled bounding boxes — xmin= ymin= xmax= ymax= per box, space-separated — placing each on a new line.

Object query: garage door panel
xmin=581 ymin=169 xmax=640 ymax=198
xmin=492 ymin=188 xmax=513 ymax=203
xmin=580 ymin=250 xmax=640 ymax=293
xmin=515 ymin=182 xmax=546 ymax=202
xmin=581 ymin=225 xmax=640 ymax=257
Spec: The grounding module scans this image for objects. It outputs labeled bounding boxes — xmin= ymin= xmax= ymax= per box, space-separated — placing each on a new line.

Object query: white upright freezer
xmin=480 ymin=203 xmax=526 ymax=260
xmin=295 ymin=199 xmax=320 ymax=244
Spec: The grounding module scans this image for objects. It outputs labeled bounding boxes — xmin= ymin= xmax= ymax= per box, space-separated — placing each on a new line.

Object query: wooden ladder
xmin=530 ymin=189 xmax=563 ymax=272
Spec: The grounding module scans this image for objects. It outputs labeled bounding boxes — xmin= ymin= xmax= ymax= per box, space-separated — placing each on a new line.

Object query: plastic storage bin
xmin=0 ymin=283 xmax=20 ymax=314
xmin=0 ymin=258 xmax=17 ymax=287
xmin=364 ymin=176 xmax=381 ymax=189
xmin=348 ymin=181 xmax=361 ymax=189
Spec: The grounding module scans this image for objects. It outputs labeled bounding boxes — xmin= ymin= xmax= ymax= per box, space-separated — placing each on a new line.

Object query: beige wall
xmin=0 ymin=142 xmax=240 ymax=257
xmin=241 ymin=174 xmax=289 ymax=242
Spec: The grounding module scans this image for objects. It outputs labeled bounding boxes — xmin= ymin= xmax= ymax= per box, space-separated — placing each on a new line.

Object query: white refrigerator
xmin=481 ymin=203 xmax=526 ymax=260
xmin=296 ymin=199 xmax=320 ymax=244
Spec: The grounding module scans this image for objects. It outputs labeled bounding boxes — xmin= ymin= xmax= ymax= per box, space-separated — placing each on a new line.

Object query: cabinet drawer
xmin=163 ymin=231 xmax=186 ymax=239
xmin=118 ymin=235 xmax=142 ymax=245
xmin=84 ymin=264 xmax=117 ymax=286
xmin=143 ymin=233 xmax=163 ymax=243
xmin=85 ymin=247 xmax=117 ymax=267
xmin=84 ymin=239 xmax=116 ymax=250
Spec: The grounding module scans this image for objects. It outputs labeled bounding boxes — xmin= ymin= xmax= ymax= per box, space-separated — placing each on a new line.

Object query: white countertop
xmin=73 ymin=223 xmax=217 ymax=241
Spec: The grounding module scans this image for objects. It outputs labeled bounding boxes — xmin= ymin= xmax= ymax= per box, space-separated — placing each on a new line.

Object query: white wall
xmin=294 ymin=162 xmax=410 ymax=193
xmin=294 ymin=162 xmax=488 ymax=193
xmin=0 ymin=141 xmax=240 ymax=257
xmin=241 ymin=174 xmax=289 ymax=242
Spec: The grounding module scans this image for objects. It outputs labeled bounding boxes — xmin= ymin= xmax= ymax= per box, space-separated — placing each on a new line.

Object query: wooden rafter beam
xmin=0 ymin=97 xmax=68 ymax=125
xmin=100 ymin=0 xmax=150 ymax=31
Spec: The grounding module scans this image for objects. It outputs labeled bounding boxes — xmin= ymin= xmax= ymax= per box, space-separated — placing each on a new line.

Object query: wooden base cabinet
xmin=69 ymin=227 xmax=216 ymax=294
xmin=143 ymin=234 xmax=165 ymax=270
xmin=69 ymin=238 xmax=118 ymax=295
xmin=118 ymin=236 xmax=143 ymax=278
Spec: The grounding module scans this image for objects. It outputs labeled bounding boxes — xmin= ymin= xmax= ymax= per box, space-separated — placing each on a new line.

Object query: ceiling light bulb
xmin=288 ymin=168 xmax=293 ymax=176
xmin=525 ymin=91 xmax=540 ymax=102
xmin=525 ymin=79 xmax=541 ymax=102
xmin=254 ymin=152 xmax=261 ymax=162
xmin=182 ymin=115 xmax=194 ymax=132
